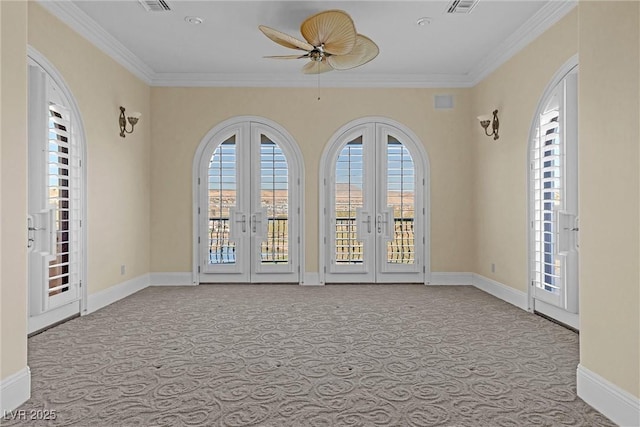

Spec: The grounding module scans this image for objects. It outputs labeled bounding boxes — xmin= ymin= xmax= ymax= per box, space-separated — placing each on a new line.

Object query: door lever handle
xmin=563 ymin=227 xmax=579 ymax=231
xmin=363 ymin=215 xmax=372 ymax=233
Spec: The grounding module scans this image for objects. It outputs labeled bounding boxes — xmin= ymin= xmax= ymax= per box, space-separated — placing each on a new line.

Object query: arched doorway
xmin=528 ymin=56 xmax=579 ymax=329
xmin=193 ymin=116 xmax=304 ymax=284
xmin=27 ymin=47 xmax=87 ymax=333
xmin=319 ymin=117 xmax=430 ymax=284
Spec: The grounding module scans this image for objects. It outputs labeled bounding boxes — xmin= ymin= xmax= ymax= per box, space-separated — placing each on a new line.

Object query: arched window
xmin=319 ymin=118 xmax=430 ymax=284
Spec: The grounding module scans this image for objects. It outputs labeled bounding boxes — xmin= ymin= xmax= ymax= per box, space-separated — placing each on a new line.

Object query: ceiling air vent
xmin=447 ymin=0 xmax=479 ymax=14
xmin=138 ymin=0 xmax=171 ymax=12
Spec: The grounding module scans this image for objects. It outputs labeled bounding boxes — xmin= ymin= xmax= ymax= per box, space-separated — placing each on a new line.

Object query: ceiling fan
xmin=258 ymin=10 xmax=379 ymax=74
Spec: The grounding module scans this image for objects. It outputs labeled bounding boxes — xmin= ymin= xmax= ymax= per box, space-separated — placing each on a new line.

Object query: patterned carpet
xmin=4 ymin=285 xmax=613 ymax=426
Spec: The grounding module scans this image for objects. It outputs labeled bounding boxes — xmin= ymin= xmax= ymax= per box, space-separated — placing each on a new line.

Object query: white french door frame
xmin=527 ymin=55 xmax=579 ymax=329
xmin=27 ymin=46 xmax=88 ymax=333
xmin=192 ymin=116 xmax=304 ymax=284
xmin=319 ymin=117 xmax=431 ymax=285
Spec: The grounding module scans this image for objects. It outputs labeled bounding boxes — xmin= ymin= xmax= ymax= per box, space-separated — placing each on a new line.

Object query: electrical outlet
xmin=120 ymin=265 xmax=126 ymax=275
xmin=491 ymin=263 xmax=495 ymax=273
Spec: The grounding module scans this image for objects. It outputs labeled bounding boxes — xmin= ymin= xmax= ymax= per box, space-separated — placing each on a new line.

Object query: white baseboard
xmin=150 ymin=272 xmax=195 ymax=286
xmin=429 ymin=272 xmax=473 ymax=285
xmin=472 ymin=273 xmax=528 ymax=310
xmin=86 ymin=274 xmax=150 ymax=314
xmin=301 ymin=272 xmax=323 ymax=286
xmin=0 ymin=367 xmax=31 ymax=413
xmin=577 ymin=364 xmax=640 ymax=426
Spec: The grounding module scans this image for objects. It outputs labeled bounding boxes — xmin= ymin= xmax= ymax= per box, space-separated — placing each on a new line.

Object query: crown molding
xmin=38 ymin=0 xmax=577 ymax=89
xmin=150 ymin=72 xmax=473 ymax=88
xmin=36 ymin=0 xmax=155 ymax=84
xmin=468 ymin=0 xmax=578 ymax=86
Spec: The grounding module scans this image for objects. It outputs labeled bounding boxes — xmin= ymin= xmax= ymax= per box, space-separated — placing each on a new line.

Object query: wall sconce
xmin=119 ymin=106 xmax=141 ymax=138
xmin=477 ymin=109 xmax=500 ymax=141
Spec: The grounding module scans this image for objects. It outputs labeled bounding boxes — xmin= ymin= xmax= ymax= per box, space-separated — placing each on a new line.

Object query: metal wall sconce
xmin=119 ymin=106 xmax=141 ymax=138
xmin=477 ymin=109 xmax=500 ymax=141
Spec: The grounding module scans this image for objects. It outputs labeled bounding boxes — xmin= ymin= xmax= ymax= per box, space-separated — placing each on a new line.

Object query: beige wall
xmin=2 ymin=0 xmax=638 ymax=409
xmin=470 ymin=9 xmax=579 ymax=291
xmin=578 ymin=1 xmax=639 ymax=398
xmin=150 ymin=87 xmax=474 ymax=274
xmin=0 ymin=0 xmax=28 ymax=380
xmin=28 ymin=3 xmax=151 ymax=294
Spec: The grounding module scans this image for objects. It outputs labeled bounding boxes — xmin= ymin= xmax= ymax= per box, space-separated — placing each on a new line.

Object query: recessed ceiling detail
xmin=138 ymin=0 xmax=171 ymax=13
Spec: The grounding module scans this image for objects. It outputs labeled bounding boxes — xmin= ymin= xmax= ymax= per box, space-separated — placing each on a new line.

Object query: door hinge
xmin=198 ymin=177 xmax=201 ymax=185
xmin=423 ymin=236 xmax=425 ymax=244
xmin=79 ymin=160 xmax=82 ymax=167
xmin=423 ymin=208 xmax=425 ymax=215
xmin=323 ymin=237 xmax=326 ymax=244
xmin=423 ymin=266 xmax=426 ymax=273
xmin=80 ymin=220 xmax=82 ymax=227
xmin=79 ymin=281 xmax=82 ymax=288
xmin=298 ymin=207 xmax=300 ymax=214
xmin=198 ymin=207 xmax=201 ymax=214
xmin=298 ymin=266 xmax=300 ymax=272
xmin=198 ymin=236 xmax=201 ymax=244
xmin=198 ymin=266 xmax=201 ymax=273
xmin=324 ymin=266 xmax=327 ymax=273
xmin=422 ymin=178 xmax=425 ymax=186
xmin=297 ymin=236 xmax=300 ymax=244
xmin=298 ymin=178 xmax=300 ymax=185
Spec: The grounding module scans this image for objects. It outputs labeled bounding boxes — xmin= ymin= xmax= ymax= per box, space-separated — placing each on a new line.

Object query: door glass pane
xmin=260 ymin=135 xmax=289 ymax=264
xmin=533 ymin=95 xmax=563 ymax=294
xmin=335 ymin=137 xmax=364 ymax=264
xmin=208 ymin=137 xmax=237 ymax=264
xmin=48 ymin=104 xmax=74 ymax=295
xmin=386 ymin=137 xmax=415 ymax=264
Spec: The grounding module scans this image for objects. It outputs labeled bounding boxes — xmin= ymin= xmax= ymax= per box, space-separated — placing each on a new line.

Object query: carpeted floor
xmin=4 ymin=285 xmax=614 ymax=426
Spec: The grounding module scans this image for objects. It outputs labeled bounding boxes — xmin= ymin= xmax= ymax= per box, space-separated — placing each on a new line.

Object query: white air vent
xmin=138 ymin=0 xmax=171 ymax=12
xmin=434 ymin=95 xmax=454 ymax=110
xmin=447 ymin=0 xmax=479 ymax=14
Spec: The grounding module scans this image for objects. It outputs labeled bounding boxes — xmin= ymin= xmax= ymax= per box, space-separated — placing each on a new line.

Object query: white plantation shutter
xmin=533 ymin=104 xmax=563 ymax=295
xmin=47 ymin=101 xmax=81 ymax=300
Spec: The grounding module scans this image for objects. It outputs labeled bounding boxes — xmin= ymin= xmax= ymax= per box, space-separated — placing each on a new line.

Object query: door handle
xmin=363 ymin=215 xmax=372 ymax=233
xmin=563 ymin=227 xmax=579 ymax=231
xmin=252 ymin=214 xmax=257 ymax=233
xmin=241 ymin=214 xmax=246 ymax=233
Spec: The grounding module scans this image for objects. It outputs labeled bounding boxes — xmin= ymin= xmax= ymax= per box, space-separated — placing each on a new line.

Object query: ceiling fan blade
xmin=259 ymin=25 xmax=314 ymax=51
xmin=326 ymin=34 xmax=379 ymax=70
xmin=302 ymin=60 xmax=334 ymax=74
xmin=264 ymin=55 xmax=308 ymax=59
xmin=300 ymin=10 xmax=357 ymax=56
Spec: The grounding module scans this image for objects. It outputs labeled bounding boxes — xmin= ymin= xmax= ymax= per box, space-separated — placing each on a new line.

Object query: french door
xmin=27 ymin=63 xmax=83 ymax=333
xmin=324 ymin=122 xmax=426 ymax=283
xmin=197 ymin=121 xmax=300 ymax=283
xmin=530 ymin=66 xmax=579 ymax=328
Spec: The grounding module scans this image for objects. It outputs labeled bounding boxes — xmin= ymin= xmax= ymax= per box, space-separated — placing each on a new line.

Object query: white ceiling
xmin=41 ymin=0 xmax=576 ymax=87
